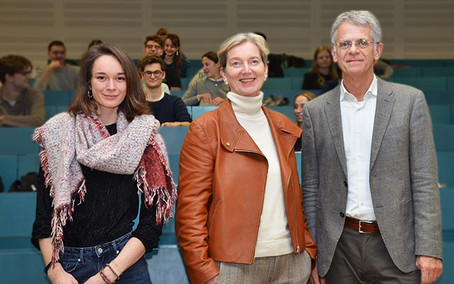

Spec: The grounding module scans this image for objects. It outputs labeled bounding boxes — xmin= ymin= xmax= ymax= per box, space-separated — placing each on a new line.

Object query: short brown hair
xmin=69 ymin=43 xmax=150 ymax=122
xmin=138 ymin=55 xmax=166 ymax=72
xmin=144 ymin=35 xmax=163 ymax=48
xmin=0 ymin=55 xmax=33 ymax=83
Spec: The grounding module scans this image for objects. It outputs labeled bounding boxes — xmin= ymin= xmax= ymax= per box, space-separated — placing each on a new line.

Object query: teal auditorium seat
xmin=0 ymin=127 xmax=39 ymax=155
xmin=389 ymin=77 xmax=448 ymax=91
xmin=392 ymin=67 xmax=422 ymax=77
xmin=262 ymin=78 xmax=293 ymax=91
xmin=267 ymin=106 xmax=295 ymax=121
xmin=422 ymin=67 xmax=454 ymax=77
xmin=433 ymin=124 xmax=454 ymax=151
xmin=425 ymin=90 xmax=454 ymax=104
xmin=191 ymin=106 xmax=218 ymax=120
xmin=43 ymin=90 xmax=74 ymax=106
xmin=283 ymin=67 xmax=310 ymax=78
xmin=159 ymin=126 xmax=189 ymax=183
xmin=437 ymin=152 xmax=454 ymax=187
xmin=429 ymin=105 xmax=453 ymax=124
xmin=171 ymin=89 xmax=185 ymax=98
xmin=0 ymin=155 xmax=18 ymax=192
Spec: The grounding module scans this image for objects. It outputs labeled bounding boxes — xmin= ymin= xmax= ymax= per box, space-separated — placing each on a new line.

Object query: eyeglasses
xmin=334 ymin=39 xmax=379 ymax=50
xmin=146 ymin=45 xmax=161 ymax=50
xmin=142 ymin=70 xmax=163 ymax=77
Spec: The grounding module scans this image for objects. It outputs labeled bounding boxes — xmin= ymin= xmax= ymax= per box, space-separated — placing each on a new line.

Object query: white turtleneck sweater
xmin=227 ymin=91 xmax=293 ymax=258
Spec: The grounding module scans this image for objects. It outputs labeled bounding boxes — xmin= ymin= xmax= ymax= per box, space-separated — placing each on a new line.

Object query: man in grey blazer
xmin=302 ymin=10 xmax=443 ymax=283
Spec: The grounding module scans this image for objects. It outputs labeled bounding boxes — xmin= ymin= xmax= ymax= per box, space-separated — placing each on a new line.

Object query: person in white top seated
xmin=182 ymin=51 xmax=229 ymax=106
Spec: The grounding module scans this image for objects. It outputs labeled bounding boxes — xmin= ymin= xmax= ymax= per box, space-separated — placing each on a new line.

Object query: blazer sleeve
xmin=301 ymin=104 xmax=319 ymax=240
xmin=409 ymin=90 xmax=442 ymax=259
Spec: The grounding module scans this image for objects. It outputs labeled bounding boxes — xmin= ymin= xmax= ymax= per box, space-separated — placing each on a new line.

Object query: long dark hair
xmin=165 ymin=34 xmax=183 ymax=77
xmin=68 ymin=43 xmax=150 ymax=122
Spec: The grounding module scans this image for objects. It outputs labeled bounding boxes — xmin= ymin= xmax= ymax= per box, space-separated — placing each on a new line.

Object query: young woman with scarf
xmin=31 ymin=44 xmax=176 ymax=284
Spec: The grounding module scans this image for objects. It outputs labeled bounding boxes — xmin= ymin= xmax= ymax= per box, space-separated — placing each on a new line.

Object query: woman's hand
xmin=197 ymin=93 xmax=212 ymax=105
xmin=47 ymin=262 xmax=78 ymax=284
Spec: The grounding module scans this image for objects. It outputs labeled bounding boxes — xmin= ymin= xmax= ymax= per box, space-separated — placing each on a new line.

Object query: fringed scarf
xmin=33 ymin=112 xmax=177 ymax=263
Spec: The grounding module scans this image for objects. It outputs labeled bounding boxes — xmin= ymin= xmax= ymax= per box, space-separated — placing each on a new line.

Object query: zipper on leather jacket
xmin=291 ymin=176 xmax=300 ymax=253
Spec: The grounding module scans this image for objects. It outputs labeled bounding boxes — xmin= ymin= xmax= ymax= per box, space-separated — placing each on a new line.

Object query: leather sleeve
xmin=175 ymin=119 xmax=220 ymax=284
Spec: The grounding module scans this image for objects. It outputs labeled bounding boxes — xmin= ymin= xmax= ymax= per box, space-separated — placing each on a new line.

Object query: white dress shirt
xmin=340 ymin=75 xmax=378 ymax=221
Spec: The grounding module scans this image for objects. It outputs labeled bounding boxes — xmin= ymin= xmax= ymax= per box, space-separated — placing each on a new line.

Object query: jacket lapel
xmin=324 ymin=87 xmax=348 ymax=177
xmin=370 ymin=79 xmax=395 ymax=169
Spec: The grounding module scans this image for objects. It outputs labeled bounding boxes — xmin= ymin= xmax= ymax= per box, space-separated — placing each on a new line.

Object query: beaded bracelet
xmin=105 ymin=263 xmax=120 ymax=281
xmin=99 ymin=268 xmax=114 ymax=284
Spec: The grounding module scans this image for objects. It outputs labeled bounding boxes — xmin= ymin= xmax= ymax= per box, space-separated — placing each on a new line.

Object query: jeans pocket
xmin=61 ymin=258 xmax=81 ymax=274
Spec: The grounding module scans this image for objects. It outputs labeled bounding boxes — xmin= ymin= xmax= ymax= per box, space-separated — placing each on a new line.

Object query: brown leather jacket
xmin=175 ymin=100 xmax=317 ymax=284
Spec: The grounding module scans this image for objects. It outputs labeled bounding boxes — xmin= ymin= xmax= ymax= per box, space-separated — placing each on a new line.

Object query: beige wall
xmin=1 ymin=0 xmax=454 ymax=71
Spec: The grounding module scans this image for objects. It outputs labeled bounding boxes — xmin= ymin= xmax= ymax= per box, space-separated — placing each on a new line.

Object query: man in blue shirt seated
xmin=138 ymin=56 xmax=191 ymax=126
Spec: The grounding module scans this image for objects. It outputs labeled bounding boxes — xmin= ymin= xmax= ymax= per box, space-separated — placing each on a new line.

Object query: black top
xmin=31 ymin=124 xmax=162 ymax=252
xmin=302 ymin=72 xmax=334 ymax=90
xmin=148 ymin=93 xmax=192 ymax=124
xmin=163 ymin=67 xmax=182 ymax=89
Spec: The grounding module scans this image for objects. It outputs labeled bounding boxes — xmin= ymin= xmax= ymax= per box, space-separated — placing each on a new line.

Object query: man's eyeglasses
xmin=143 ymin=70 xmax=163 ymax=77
xmin=146 ymin=45 xmax=161 ymax=50
xmin=334 ymin=39 xmax=379 ymax=50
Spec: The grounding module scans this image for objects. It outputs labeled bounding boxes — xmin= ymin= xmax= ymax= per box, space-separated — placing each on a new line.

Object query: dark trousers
xmin=325 ymin=226 xmax=420 ymax=284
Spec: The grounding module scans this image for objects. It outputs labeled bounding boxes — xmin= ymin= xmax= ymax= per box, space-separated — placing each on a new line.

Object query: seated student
xmin=163 ymin=34 xmax=189 ymax=78
xmin=182 ymin=51 xmax=229 ymax=106
xmin=0 ymin=55 xmax=45 ymax=127
xmin=302 ymin=46 xmax=339 ymax=90
xmin=34 ymin=40 xmax=79 ymax=91
xmin=143 ymin=35 xmax=181 ymax=91
xmin=254 ymin=32 xmax=284 ymax=77
xmin=293 ymin=92 xmax=316 ymax=151
xmin=138 ymin=55 xmax=191 ymax=126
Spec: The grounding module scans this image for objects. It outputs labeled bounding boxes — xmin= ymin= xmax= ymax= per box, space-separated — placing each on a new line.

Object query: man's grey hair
xmin=331 ymin=10 xmax=382 ymax=45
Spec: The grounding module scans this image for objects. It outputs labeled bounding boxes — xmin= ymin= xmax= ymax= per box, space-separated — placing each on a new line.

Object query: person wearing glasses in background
xmin=143 ymin=35 xmax=182 ymax=91
xmin=138 ymin=55 xmax=191 ymax=126
xmin=0 ymin=55 xmax=45 ymax=127
xmin=34 ymin=40 xmax=79 ymax=91
xmin=301 ymin=10 xmax=442 ymax=283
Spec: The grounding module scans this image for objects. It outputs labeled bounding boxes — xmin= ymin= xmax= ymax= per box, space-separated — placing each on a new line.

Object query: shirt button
xmin=226 ymin=142 xmax=231 ymax=146
xmin=97 ymin=248 xmax=103 ymax=254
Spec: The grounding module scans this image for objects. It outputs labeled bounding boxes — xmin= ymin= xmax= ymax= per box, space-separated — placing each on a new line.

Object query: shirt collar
xmin=340 ymin=74 xmax=378 ymax=102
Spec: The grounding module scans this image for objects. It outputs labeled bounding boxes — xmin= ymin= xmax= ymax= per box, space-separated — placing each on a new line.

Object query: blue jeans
xmin=59 ymin=231 xmax=152 ymax=283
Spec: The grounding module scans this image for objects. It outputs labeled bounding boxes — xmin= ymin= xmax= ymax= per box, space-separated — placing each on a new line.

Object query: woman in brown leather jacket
xmin=175 ymin=33 xmax=317 ymax=284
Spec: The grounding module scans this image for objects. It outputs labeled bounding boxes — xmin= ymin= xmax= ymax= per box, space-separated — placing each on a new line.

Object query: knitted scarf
xmin=33 ymin=112 xmax=177 ymax=263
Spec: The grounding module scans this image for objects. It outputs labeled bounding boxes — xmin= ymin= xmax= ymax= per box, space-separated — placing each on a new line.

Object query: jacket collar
xmin=218 ymin=99 xmax=301 ymax=157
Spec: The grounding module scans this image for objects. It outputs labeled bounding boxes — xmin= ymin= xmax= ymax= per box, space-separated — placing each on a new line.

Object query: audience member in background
xmin=302 ymin=45 xmax=339 ymax=90
xmin=182 ymin=51 xmax=229 ymax=106
xmin=254 ymin=32 xmax=284 ymax=77
xmin=31 ymin=43 xmax=176 ymax=283
xmin=375 ymin=58 xmax=394 ymax=78
xmin=34 ymin=40 xmax=79 ymax=91
xmin=175 ymin=32 xmax=316 ymax=284
xmin=163 ymin=34 xmax=189 ymax=78
xmin=0 ymin=55 xmax=45 ymax=127
xmin=302 ymin=10 xmax=442 ymax=283
xmin=87 ymin=39 xmax=103 ymax=50
xmin=293 ymin=91 xmax=316 ymax=151
xmin=138 ymin=55 xmax=191 ymax=126
xmin=155 ymin=27 xmax=170 ymax=42
xmin=144 ymin=35 xmax=181 ymax=91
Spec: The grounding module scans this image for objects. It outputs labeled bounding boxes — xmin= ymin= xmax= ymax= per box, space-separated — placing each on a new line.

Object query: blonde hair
xmin=218 ymin=32 xmax=269 ymax=70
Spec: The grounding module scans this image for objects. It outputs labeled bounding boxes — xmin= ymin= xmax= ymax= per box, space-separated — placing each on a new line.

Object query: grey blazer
xmin=301 ymin=78 xmax=442 ymax=276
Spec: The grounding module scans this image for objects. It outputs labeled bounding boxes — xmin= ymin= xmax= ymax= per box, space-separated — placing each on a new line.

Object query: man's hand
xmin=309 ymin=261 xmax=325 ymax=284
xmin=416 ymin=255 xmax=442 ymax=284
xmin=48 ymin=60 xmax=65 ymax=71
